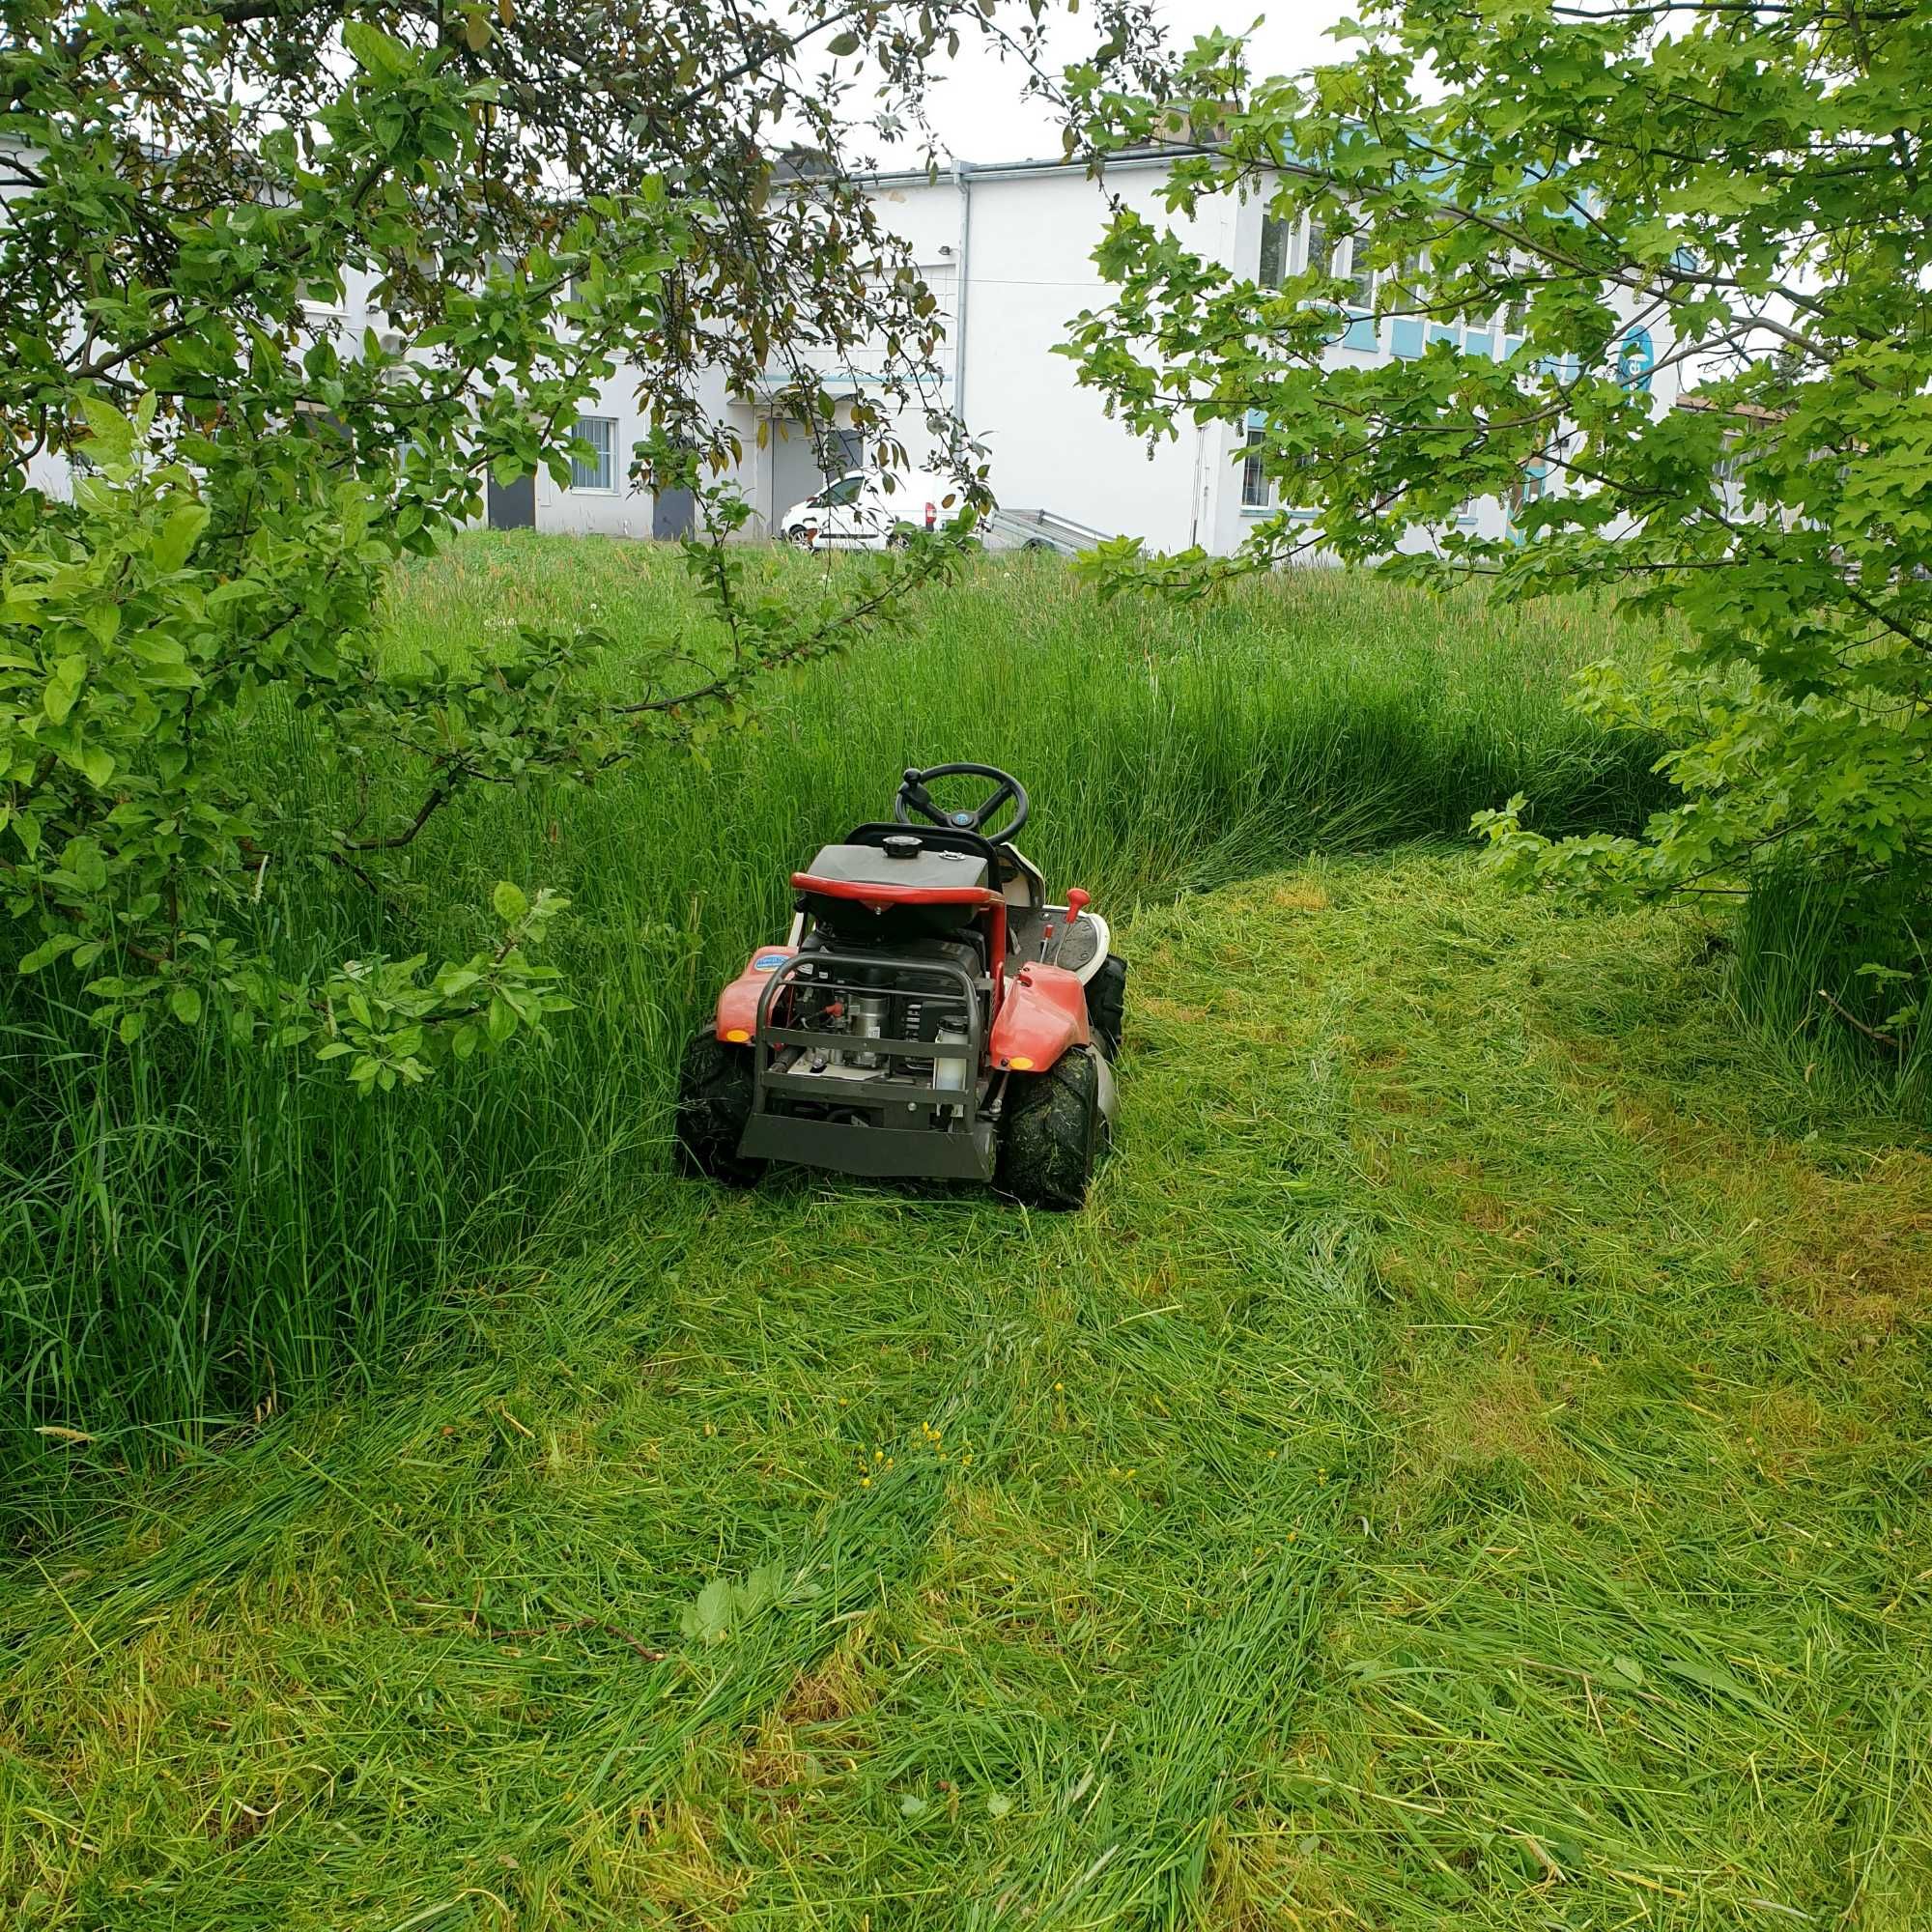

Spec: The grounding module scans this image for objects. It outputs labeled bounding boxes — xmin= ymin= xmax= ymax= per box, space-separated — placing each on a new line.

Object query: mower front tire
xmin=1087 ymin=953 xmax=1127 ymax=1061
xmin=674 ymin=1032 xmax=765 ymax=1187
xmin=997 ymin=1046 xmax=1106 ymax=1209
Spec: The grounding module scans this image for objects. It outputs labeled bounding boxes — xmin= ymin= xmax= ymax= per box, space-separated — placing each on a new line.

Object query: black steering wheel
xmin=894 ymin=763 xmax=1030 ymax=846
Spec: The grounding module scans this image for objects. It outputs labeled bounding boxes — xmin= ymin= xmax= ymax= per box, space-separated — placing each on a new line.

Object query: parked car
xmin=777 ymin=469 xmax=962 ymax=550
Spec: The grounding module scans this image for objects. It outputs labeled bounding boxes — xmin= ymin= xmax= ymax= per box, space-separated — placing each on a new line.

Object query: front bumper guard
xmin=737 ymin=951 xmax=998 ymax=1182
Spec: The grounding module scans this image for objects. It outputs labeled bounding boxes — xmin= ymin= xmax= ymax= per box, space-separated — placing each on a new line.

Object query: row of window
xmin=1257 ymin=213 xmax=1531 ymax=343
xmin=1237 ymin=422 xmax=1542 ymax=530
xmin=1259 ymin=213 xmax=1375 ymax=310
xmin=562 ymin=418 xmax=867 ymax=495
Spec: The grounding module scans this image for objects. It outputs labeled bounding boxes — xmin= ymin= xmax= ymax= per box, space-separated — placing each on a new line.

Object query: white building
xmin=14 ymin=135 xmax=1680 ymax=554
xmin=526 ymin=151 xmax=1681 ymax=554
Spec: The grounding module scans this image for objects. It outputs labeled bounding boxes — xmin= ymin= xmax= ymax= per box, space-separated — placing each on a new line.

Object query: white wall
xmin=951 ymin=161 xmax=1231 ymax=552
xmin=721 ymin=179 xmax=965 ymax=536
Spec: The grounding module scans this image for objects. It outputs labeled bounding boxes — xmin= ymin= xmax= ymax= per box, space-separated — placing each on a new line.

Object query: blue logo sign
xmin=952 ymin=810 xmax=974 ymax=826
xmin=753 ymin=952 xmax=789 ymax=971
xmin=1617 ymin=327 xmax=1655 ymax=392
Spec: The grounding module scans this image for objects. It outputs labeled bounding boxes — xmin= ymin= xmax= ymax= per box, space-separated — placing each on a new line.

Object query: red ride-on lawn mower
xmin=676 ymin=763 xmax=1126 ymax=1208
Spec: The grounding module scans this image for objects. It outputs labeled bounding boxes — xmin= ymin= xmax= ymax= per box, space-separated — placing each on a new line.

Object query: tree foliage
xmin=1062 ymin=0 xmax=1932 ymax=1019
xmin=0 ymin=0 xmax=1158 ymax=1080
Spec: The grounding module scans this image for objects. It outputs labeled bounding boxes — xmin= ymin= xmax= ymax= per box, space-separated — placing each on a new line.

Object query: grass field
xmin=1 ymin=537 xmax=1671 ymax=1468
xmin=5 ymin=537 xmax=1929 ymax=1927
xmin=5 ymin=852 xmax=1930 ymax=1928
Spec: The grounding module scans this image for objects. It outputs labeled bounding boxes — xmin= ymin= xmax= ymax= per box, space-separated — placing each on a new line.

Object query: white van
xmin=776 ymin=469 xmax=965 ymax=550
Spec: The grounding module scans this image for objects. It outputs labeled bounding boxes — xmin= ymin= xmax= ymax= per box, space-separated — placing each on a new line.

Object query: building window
xmin=1342 ymin=235 xmax=1375 ymax=310
xmin=1616 ymin=327 xmax=1656 ymax=391
xmin=568 ymin=415 xmax=615 ymax=491
xmin=1506 ymin=464 xmax=1548 ymax=534
xmin=1302 ymin=219 xmax=1328 ymax=282
xmin=1259 ymin=213 xmax=1291 ymax=288
xmin=1240 ymin=425 xmax=1272 ymax=510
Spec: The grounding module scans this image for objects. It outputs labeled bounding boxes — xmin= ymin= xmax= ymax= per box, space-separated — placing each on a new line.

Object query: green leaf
xmin=77 ymin=396 xmax=135 ymax=469
xmin=43 ymin=653 xmax=88 ymax=724
xmin=153 ymin=501 xmax=211 ymax=573
xmin=492 ymin=880 xmax=529 ymax=923
xmin=17 ymin=934 xmax=79 ymax=976
xmin=342 ymin=19 xmax=412 ymax=77
xmin=680 ymin=1576 xmax=735 ymax=1645
xmin=170 ymin=984 xmax=203 ymax=1025
xmin=1659 ymin=1654 xmax=1780 ymax=1719
xmin=64 ymin=838 xmax=108 ymax=894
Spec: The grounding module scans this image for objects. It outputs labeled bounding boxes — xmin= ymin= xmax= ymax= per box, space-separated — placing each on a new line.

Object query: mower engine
xmin=784 ymin=939 xmax=981 ymax=1089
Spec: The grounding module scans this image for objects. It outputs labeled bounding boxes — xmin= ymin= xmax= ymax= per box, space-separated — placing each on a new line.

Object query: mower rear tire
xmin=1087 ymin=953 xmax=1128 ymax=1061
xmin=997 ymin=1046 xmax=1105 ymax=1209
xmin=674 ymin=1032 xmax=765 ymax=1187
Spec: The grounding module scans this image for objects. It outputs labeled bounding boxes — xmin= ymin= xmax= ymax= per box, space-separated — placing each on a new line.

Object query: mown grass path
xmin=5 ymin=855 xmax=1930 ymax=1928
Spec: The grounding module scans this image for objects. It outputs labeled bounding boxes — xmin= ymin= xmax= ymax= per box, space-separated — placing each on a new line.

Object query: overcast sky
xmin=879 ymin=1 xmax=1356 ymax=166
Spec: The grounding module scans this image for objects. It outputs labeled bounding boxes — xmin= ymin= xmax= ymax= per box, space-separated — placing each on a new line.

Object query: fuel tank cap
xmin=883 ymin=834 xmax=923 ymax=860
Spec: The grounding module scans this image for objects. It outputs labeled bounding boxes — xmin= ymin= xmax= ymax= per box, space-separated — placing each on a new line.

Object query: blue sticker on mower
xmin=753 ymin=952 xmax=789 ymax=971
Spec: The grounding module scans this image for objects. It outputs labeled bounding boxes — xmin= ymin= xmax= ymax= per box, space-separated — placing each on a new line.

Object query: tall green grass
xmin=1731 ymin=861 xmax=1932 ymax=1107
xmin=0 ymin=536 xmax=1670 ymax=1476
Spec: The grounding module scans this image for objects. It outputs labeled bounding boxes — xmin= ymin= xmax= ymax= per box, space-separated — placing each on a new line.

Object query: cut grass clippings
xmin=4 ymin=852 xmax=1928 ymax=1929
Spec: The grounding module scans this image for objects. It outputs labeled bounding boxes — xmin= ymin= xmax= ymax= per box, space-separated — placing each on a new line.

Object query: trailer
xmin=980 ymin=505 xmax=1111 ymax=555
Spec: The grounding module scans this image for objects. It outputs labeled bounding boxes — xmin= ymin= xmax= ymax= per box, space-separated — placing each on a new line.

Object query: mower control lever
xmin=1053 ymin=888 xmax=1090 ymax=967
xmin=893 ymin=762 xmax=1031 ymax=847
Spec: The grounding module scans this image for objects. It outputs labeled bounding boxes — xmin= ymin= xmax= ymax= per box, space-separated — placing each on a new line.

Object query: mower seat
xmin=794 ymin=838 xmax=992 ymax=943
